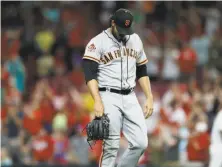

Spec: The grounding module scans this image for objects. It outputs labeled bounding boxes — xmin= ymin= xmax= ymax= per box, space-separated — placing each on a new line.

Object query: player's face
xmin=111 ymin=21 xmax=126 ymax=41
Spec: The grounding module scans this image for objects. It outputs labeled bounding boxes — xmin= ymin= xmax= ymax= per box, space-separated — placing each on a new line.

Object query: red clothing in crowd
xmin=177 ymin=23 xmax=190 ymax=43
xmin=32 ymin=134 xmax=54 ymax=162
xmin=160 ymin=108 xmax=170 ymax=124
xmin=23 ymin=109 xmax=43 ymax=136
xmin=187 ymin=132 xmax=210 ymax=161
xmin=1 ymin=68 xmax=10 ymax=82
xmin=1 ymin=34 xmax=8 ymax=59
xmin=79 ymin=113 xmax=90 ymax=136
xmin=64 ymin=102 xmax=78 ymax=129
xmin=40 ymin=99 xmax=55 ymax=124
xmin=69 ymin=71 xmax=85 ymax=89
xmin=178 ymin=47 xmax=197 ymax=73
xmin=90 ymin=140 xmax=103 ymax=165
xmin=8 ymin=39 xmax=20 ymax=57
xmin=80 ymin=114 xmax=90 ymax=128
xmin=182 ymin=101 xmax=192 ymax=117
xmin=138 ymin=148 xmax=149 ymax=165
xmin=67 ymin=111 xmax=77 ymax=129
xmin=61 ymin=9 xmax=86 ymax=48
xmin=1 ymin=106 xmax=7 ymax=121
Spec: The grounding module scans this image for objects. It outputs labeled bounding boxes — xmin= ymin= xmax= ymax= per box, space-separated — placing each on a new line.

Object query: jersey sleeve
xmin=136 ymin=36 xmax=148 ymax=66
xmin=83 ymin=38 xmax=101 ymax=63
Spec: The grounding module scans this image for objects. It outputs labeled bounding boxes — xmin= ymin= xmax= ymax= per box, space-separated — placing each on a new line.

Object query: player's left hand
xmin=143 ymin=97 xmax=153 ymax=119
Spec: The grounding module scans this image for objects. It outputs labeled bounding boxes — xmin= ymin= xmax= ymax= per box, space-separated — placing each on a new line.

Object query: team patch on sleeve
xmin=87 ymin=43 xmax=96 ymax=52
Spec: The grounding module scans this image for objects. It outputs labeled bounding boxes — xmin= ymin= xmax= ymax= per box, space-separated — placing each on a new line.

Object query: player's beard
xmin=111 ymin=25 xmax=126 ymax=43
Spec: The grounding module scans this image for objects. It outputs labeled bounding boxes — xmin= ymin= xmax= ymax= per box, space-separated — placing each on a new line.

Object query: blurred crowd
xmin=1 ymin=1 xmax=222 ymax=167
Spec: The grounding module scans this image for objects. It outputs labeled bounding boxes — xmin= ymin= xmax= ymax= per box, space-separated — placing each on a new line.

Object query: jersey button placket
xmin=120 ymin=46 xmax=125 ymax=90
xmin=120 ymin=46 xmax=124 ymax=107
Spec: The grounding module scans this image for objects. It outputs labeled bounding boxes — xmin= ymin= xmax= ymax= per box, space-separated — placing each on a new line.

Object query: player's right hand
xmin=94 ymin=100 xmax=104 ymax=117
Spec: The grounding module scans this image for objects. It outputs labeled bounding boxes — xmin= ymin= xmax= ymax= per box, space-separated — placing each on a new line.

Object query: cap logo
xmin=125 ymin=20 xmax=130 ymax=27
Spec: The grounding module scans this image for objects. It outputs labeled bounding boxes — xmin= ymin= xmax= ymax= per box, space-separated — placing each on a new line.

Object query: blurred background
xmin=1 ymin=1 xmax=222 ymax=167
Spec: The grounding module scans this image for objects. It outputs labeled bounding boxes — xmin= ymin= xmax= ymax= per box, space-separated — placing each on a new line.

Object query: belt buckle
xmin=106 ymin=88 xmax=111 ymax=92
xmin=130 ymin=88 xmax=134 ymax=92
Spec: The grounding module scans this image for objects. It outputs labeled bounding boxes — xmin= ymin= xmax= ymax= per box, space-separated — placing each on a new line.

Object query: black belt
xmin=99 ymin=87 xmax=134 ymax=95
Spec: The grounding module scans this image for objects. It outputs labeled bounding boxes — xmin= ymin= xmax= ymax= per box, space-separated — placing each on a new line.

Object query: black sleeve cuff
xmin=136 ymin=64 xmax=148 ymax=80
xmin=82 ymin=59 xmax=99 ymax=83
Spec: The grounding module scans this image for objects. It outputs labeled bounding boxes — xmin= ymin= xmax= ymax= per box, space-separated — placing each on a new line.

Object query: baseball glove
xmin=85 ymin=114 xmax=110 ymax=148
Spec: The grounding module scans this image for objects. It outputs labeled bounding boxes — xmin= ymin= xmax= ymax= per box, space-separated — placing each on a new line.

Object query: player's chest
xmin=100 ymin=45 xmax=139 ymax=65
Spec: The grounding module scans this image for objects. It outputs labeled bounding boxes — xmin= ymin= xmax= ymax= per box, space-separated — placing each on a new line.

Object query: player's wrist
xmin=94 ymin=98 xmax=103 ymax=104
xmin=93 ymin=94 xmax=103 ymax=103
xmin=145 ymin=94 xmax=153 ymax=101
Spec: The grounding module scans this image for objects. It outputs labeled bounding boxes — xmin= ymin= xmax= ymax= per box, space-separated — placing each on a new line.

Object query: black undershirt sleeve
xmin=136 ymin=64 xmax=148 ymax=80
xmin=82 ymin=59 xmax=99 ymax=83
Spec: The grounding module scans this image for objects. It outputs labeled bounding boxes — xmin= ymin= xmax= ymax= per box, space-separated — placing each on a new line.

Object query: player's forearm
xmin=138 ymin=76 xmax=153 ymax=99
xmin=87 ymin=79 xmax=102 ymax=102
xmin=83 ymin=59 xmax=102 ymax=102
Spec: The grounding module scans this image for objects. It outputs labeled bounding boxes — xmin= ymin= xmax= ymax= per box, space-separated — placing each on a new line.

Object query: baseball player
xmin=82 ymin=8 xmax=153 ymax=167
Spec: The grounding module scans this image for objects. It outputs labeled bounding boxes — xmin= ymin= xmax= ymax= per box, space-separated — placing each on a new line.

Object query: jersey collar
xmin=104 ymin=28 xmax=130 ymax=46
xmin=104 ymin=28 xmax=120 ymax=44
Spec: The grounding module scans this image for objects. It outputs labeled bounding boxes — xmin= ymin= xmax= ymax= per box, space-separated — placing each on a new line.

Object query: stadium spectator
xmin=52 ymin=130 xmax=69 ymax=164
xmin=187 ymin=122 xmax=210 ymax=162
xmin=35 ymin=26 xmax=55 ymax=54
xmin=69 ymin=124 xmax=90 ymax=165
xmin=23 ymin=102 xmax=43 ymax=136
xmin=178 ymin=42 xmax=197 ymax=82
xmin=1 ymin=147 xmax=13 ymax=166
xmin=31 ymin=128 xmax=54 ymax=164
xmin=52 ymin=110 xmax=68 ymax=132
xmin=162 ymin=42 xmax=180 ymax=81
xmin=145 ymin=32 xmax=161 ymax=81
xmin=190 ymin=24 xmax=211 ymax=85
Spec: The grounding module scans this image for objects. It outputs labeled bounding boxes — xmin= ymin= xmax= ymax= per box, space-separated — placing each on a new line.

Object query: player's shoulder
xmin=217 ymin=110 xmax=222 ymax=119
xmin=130 ymin=33 xmax=142 ymax=43
xmin=88 ymin=31 xmax=106 ymax=44
xmin=131 ymin=33 xmax=140 ymax=39
xmin=130 ymin=33 xmax=143 ymax=47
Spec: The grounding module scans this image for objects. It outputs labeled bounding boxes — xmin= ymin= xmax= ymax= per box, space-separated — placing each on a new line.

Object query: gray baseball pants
xmin=99 ymin=90 xmax=148 ymax=167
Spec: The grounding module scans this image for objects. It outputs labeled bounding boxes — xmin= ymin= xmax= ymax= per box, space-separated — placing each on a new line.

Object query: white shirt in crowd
xmin=170 ymin=107 xmax=186 ymax=126
xmin=162 ymin=89 xmax=175 ymax=108
xmin=145 ymin=45 xmax=161 ymax=77
xmin=162 ymin=47 xmax=180 ymax=80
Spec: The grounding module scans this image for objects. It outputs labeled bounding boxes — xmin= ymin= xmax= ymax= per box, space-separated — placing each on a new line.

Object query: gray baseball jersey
xmin=83 ymin=28 xmax=148 ymax=89
xmin=83 ymin=28 xmax=149 ymax=167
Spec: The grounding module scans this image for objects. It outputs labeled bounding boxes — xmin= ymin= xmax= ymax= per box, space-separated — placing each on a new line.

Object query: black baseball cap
xmin=113 ymin=8 xmax=134 ymax=35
